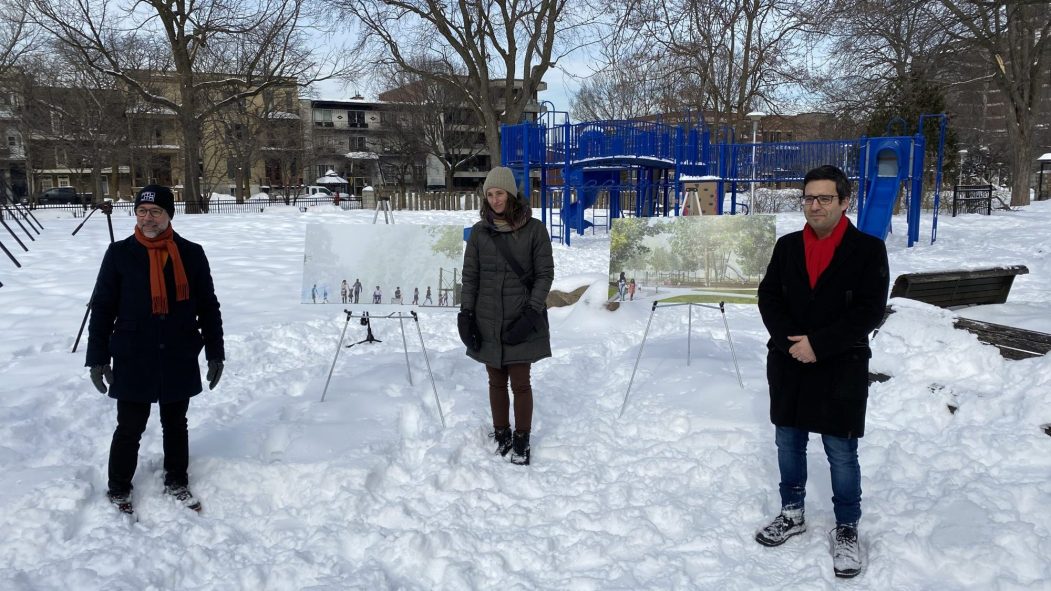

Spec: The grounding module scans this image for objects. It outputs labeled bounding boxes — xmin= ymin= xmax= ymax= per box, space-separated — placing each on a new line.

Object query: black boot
xmin=490 ymin=426 xmax=513 ymax=456
xmin=510 ymin=431 xmax=530 ymax=465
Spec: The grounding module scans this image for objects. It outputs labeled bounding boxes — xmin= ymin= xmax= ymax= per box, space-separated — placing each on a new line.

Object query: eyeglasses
xmin=135 ymin=208 xmax=166 ymax=218
xmin=800 ymin=194 xmax=837 ymax=206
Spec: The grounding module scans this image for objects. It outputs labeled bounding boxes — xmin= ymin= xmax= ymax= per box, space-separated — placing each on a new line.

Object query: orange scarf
xmin=134 ymin=225 xmax=190 ymax=314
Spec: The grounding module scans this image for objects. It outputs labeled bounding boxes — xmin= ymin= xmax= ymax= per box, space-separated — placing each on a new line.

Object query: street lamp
xmin=957 ymin=149 xmax=967 ymax=186
xmin=746 ymin=111 xmax=765 ymax=210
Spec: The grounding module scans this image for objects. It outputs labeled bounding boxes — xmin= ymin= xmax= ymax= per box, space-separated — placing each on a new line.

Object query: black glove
xmin=90 ymin=364 xmax=113 ymax=394
xmin=504 ymin=306 xmax=545 ymax=346
xmin=457 ymin=309 xmax=481 ymax=351
xmin=207 ymin=360 xmax=224 ymax=390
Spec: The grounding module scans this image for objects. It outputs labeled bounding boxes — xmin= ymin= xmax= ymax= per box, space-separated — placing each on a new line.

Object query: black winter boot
xmin=510 ymin=431 xmax=530 ymax=465
xmin=490 ymin=426 xmax=513 ymax=456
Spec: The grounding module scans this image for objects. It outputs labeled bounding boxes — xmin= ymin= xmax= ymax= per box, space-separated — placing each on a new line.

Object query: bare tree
xmin=20 ymin=45 xmax=133 ymax=203
xmin=376 ymin=106 xmax=428 ymax=194
xmin=603 ymin=0 xmax=821 ymax=127
xmin=0 ymin=2 xmax=35 ymax=203
xmin=936 ymin=0 xmax=1051 ymax=206
xmin=815 ymin=0 xmax=954 ymax=127
xmin=337 ymin=0 xmax=589 ymax=162
xmin=382 ymin=63 xmax=486 ymax=189
xmin=0 ymin=1 xmax=33 ymax=75
xmin=571 ymin=39 xmax=672 ymax=121
xmin=29 ymin=0 xmax=355 ymax=211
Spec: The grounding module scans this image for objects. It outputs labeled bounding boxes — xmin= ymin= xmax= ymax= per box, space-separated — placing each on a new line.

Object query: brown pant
xmin=486 ymin=363 xmax=533 ymax=433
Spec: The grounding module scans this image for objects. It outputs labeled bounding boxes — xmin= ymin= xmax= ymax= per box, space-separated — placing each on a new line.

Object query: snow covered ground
xmin=1 ymin=202 xmax=1049 ymax=590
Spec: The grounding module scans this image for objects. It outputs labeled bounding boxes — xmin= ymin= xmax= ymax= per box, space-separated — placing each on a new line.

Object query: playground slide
xmin=857 ymin=175 xmax=898 ymax=240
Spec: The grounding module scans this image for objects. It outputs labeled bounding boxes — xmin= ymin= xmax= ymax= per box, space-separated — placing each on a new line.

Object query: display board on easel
xmin=301 ymin=224 xmax=465 ymax=311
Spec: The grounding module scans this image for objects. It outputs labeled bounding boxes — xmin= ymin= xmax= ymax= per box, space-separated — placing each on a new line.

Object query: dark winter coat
xmin=757 ymin=221 xmax=889 ymax=438
xmin=85 ymin=232 xmax=224 ymax=403
xmin=461 ymin=216 xmax=554 ymax=367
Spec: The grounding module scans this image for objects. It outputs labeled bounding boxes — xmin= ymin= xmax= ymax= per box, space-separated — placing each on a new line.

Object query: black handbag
xmin=491 ymin=232 xmax=547 ymax=345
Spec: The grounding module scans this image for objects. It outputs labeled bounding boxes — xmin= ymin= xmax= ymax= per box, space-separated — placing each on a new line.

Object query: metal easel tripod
xmin=320 ymin=309 xmax=445 ymax=428
xmin=71 ymin=203 xmax=117 ymax=353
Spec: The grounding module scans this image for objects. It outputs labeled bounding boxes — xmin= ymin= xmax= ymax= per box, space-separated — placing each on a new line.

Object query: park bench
xmin=889 ymin=265 xmax=1029 ymax=309
xmin=871 ymin=265 xmax=1051 ymax=383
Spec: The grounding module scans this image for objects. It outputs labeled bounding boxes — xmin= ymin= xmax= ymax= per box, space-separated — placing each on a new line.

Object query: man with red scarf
xmin=754 ymin=165 xmax=889 ymax=578
xmin=85 ymin=185 xmax=224 ymax=516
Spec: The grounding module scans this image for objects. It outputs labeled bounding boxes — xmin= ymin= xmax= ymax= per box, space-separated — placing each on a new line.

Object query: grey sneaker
xmin=831 ymin=524 xmax=863 ymax=578
xmin=164 ymin=485 xmax=202 ymax=512
xmin=755 ymin=509 xmax=806 ymax=546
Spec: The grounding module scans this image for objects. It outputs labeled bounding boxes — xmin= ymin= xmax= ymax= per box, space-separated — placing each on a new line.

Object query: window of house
xmin=348 ymin=111 xmax=366 ymax=128
xmin=7 ymin=135 xmax=16 ymax=147
xmin=317 ymin=164 xmax=333 ymax=178
xmin=350 ymin=136 xmax=367 ymax=151
xmin=41 ymin=177 xmax=54 ymax=190
xmin=314 ymin=109 xmax=333 ymax=127
xmin=101 ymin=175 xmax=110 ymax=196
xmin=58 ymin=175 xmax=70 ymax=187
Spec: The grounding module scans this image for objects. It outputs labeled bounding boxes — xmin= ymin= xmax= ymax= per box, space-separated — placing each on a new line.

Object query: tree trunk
xmin=1005 ymin=107 xmax=1033 ymax=207
xmin=181 ymin=111 xmax=203 ymax=213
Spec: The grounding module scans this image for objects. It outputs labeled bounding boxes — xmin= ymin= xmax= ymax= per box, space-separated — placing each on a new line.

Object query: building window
xmin=350 ymin=136 xmax=367 ymax=151
xmin=314 ymin=109 xmax=334 ymax=127
xmin=58 ymin=175 xmax=70 ymax=187
xmin=317 ymin=164 xmax=333 ymax=179
xmin=101 ymin=175 xmax=110 ymax=196
xmin=348 ymin=111 xmax=366 ymax=128
xmin=7 ymin=135 xmax=15 ymax=147
xmin=41 ymin=177 xmax=53 ymax=190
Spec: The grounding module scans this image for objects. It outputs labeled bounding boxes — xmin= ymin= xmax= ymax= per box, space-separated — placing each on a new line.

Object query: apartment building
xmin=12 ymin=70 xmax=301 ymax=202
xmin=0 ymin=89 xmax=26 ymax=202
xmin=300 ymin=97 xmax=386 ymax=194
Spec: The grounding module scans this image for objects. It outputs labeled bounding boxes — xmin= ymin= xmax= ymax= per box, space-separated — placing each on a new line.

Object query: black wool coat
xmin=757 ymin=221 xmax=889 ymax=438
xmin=461 ymin=217 xmax=554 ymax=367
xmin=85 ymin=232 xmax=225 ymax=403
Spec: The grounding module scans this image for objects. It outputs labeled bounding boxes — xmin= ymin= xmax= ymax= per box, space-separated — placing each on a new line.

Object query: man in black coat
xmin=85 ymin=185 xmax=224 ymax=516
xmin=754 ymin=165 xmax=889 ymax=578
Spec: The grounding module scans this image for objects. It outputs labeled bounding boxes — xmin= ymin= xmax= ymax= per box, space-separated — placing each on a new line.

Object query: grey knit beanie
xmin=482 ymin=166 xmax=518 ymax=198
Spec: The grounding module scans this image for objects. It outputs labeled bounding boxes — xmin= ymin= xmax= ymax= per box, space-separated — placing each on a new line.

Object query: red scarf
xmin=134 ymin=225 xmax=190 ymax=314
xmin=802 ymin=214 xmax=849 ymax=289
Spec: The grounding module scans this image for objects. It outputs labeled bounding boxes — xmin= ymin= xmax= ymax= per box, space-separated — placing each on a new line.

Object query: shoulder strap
xmin=491 ymin=231 xmax=533 ymax=288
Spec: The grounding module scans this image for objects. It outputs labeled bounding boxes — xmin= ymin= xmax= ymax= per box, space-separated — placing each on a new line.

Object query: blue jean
xmin=775 ymin=425 xmax=861 ymax=525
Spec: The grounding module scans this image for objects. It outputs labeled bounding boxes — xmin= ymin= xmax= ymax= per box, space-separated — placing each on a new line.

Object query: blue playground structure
xmin=500 ymin=108 xmax=947 ymax=248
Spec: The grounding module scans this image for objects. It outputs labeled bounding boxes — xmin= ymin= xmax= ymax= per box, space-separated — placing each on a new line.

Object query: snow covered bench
xmin=887 ymin=265 xmax=1051 ymax=360
xmin=870 ymin=265 xmax=1049 ymax=383
xmin=890 ymin=265 xmax=1028 ymax=309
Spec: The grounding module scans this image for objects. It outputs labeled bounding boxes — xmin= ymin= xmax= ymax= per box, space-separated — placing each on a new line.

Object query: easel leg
xmin=619 ymin=302 xmax=659 ymax=418
xmin=411 ymin=312 xmax=446 ymax=428
xmin=720 ymin=302 xmax=744 ymax=388
xmin=687 ymin=304 xmax=693 ymax=366
xmin=399 ymin=315 xmax=413 ymax=386
xmin=320 ymin=311 xmax=354 ymax=402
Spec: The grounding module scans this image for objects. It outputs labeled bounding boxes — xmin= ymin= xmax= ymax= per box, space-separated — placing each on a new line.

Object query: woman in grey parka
xmin=460 ymin=166 xmax=554 ymax=466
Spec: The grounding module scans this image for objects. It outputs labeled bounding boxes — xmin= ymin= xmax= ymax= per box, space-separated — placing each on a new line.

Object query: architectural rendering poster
xmin=609 ymin=215 xmax=777 ymax=304
xmin=302 ymin=224 xmax=465 ymax=310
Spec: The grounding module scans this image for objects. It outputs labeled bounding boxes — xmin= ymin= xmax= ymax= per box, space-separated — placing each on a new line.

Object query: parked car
xmin=300 ymin=185 xmax=333 ymax=198
xmin=37 ymin=187 xmax=90 ymax=205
